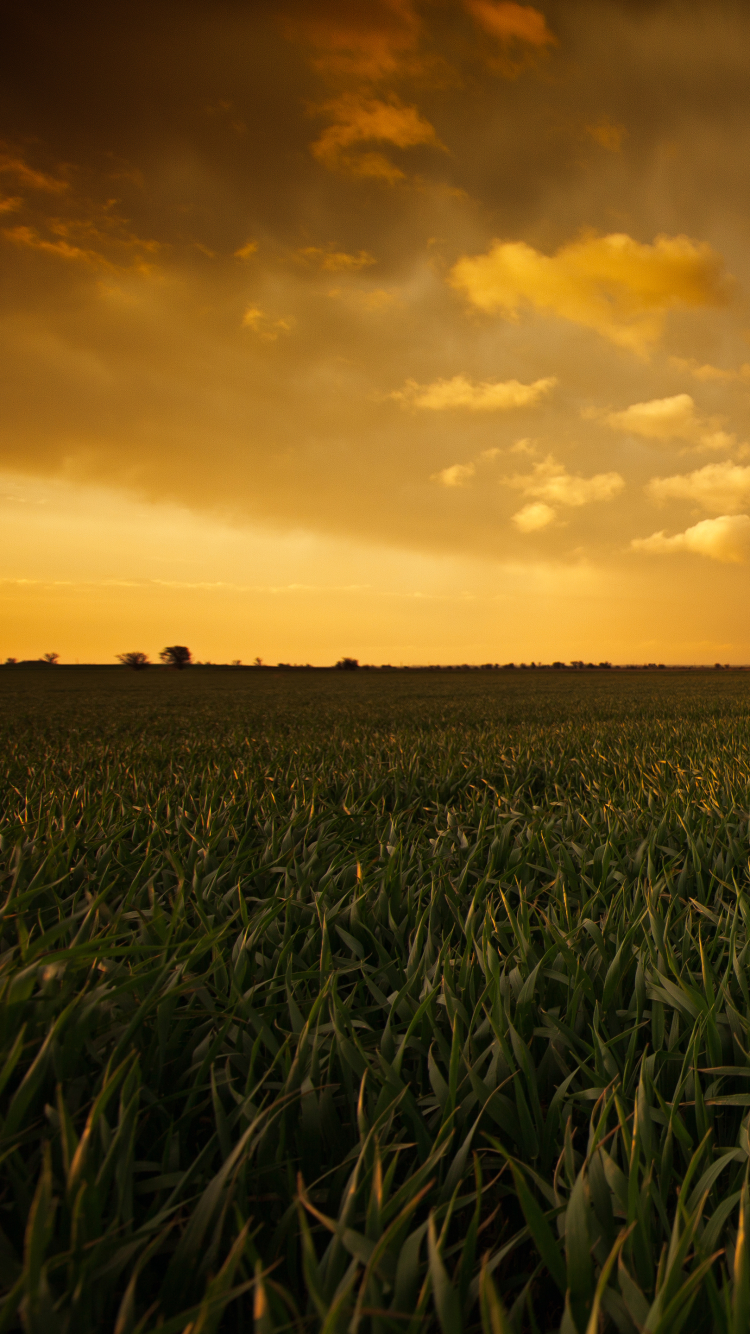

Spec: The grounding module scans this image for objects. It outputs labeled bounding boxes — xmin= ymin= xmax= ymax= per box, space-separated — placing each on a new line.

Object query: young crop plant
xmin=1 ymin=667 xmax=750 ymax=1331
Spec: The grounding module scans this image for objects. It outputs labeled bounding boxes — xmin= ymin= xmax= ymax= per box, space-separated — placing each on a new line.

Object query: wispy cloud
xmin=0 ymin=153 xmax=69 ymax=193
xmin=242 ymin=306 xmax=293 ymax=339
xmin=585 ymin=118 xmax=627 ymax=152
xmin=669 ymin=355 xmax=750 ymax=383
xmin=394 ymin=373 xmax=556 ymax=411
xmin=299 ymin=246 xmax=376 ymax=272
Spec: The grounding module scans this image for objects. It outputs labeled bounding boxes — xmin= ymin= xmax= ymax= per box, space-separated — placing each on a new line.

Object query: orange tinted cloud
xmin=632 ymin=514 xmax=750 ymax=563
xmin=507 ymin=455 xmax=624 ymax=507
xmin=3 ymin=224 xmax=110 ymax=266
xmin=312 ymin=93 xmax=441 ymax=180
xmin=432 ymin=462 xmax=476 ymax=487
xmin=450 ymin=233 xmax=729 ymax=352
xmin=299 ymin=246 xmax=376 ymax=271
xmin=512 ymin=501 xmax=555 ymax=531
xmin=465 ymin=1 xmax=555 ymax=46
xmin=647 ymin=462 xmax=750 ymax=513
xmin=394 ymin=374 xmax=556 ymax=410
xmin=0 ymin=153 xmax=68 ymax=194
xmin=603 ymin=394 xmax=734 ymax=449
xmin=586 ymin=118 xmax=627 ymax=152
xmin=282 ymin=0 xmax=421 ymax=79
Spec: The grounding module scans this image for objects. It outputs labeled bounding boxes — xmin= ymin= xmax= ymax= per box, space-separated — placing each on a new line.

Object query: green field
xmin=3 ymin=667 xmax=750 ymax=1333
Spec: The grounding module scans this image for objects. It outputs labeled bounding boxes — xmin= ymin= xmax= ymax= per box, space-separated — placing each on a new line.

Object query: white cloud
xmin=647 ymin=461 xmax=750 ymax=513
xmin=632 ymin=514 xmax=750 ymax=563
xmin=602 ymin=393 xmax=734 ymax=449
xmin=394 ymin=374 xmax=556 ymax=411
xmin=512 ymin=501 xmax=555 ymax=531
xmin=432 ymin=462 xmax=476 ymax=487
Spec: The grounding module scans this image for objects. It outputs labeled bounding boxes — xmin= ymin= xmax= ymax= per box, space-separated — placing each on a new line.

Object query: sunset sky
xmin=3 ymin=0 xmax=750 ymax=664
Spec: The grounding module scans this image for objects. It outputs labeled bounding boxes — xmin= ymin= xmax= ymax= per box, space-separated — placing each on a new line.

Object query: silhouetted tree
xmin=117 ymin=651 xmax=150 ymax=670
xmin=159 ymin=645 xmax=192 ymax=669
xmin=43 ymin=652 xmax=60 ymax=665
xmin=335 ymin=657 xmax=359 ymax=670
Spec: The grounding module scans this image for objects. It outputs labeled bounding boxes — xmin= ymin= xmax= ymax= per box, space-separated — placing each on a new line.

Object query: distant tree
xmin=159 ymin=645 xmax=192 ymax=670
xmin=4 ymin=658 xmax=16 ymax=666
xmin=117 ymin=651 xmax=150 ymax=671
xmin=253 ymin=657 xmax=263 ymax=667
xmin=43 ymin=652 xmax=60 ymax=665
xmin=335 ymin=657 xmax=359 ymax=670
xmin=231 ymin=659 xmax=242 ymax=667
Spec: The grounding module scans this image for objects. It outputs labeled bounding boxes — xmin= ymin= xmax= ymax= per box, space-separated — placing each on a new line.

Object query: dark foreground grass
xmin=3 ymin=668 xmax=750 ymax=1331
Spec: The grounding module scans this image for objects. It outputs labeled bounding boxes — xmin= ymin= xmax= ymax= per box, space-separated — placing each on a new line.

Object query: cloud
xmin=311 ymin=94 xmax=441 ymax=181
xmin=505 ymin=456 xmax=624 ymax=533
xmin=432 ymin=462 xmax=476 ymax=487
xmin=234 ymin=240 xmax=258 ymax=259
xmin=603 ymin=393 xmax=734 ymax=449
xmin=242 ymin=306 xmax=293 ymax=339
xmin=512 ymin=501 xmax=555 ymax=531
xmin=282 ymin=0 xmax=422 ymax=79
xmin=3 ymin=205 xmax=160 ymax=272
xmin=507 ymin=455 xmax=625 ymax=507
xmin=631 ymin=514 xmax=750 ymax=563
xmin=299 ymin=246 xmax=376 ymax=271
xmin=449 ymin=232 xmax=729 ymax=352
xmin=586 ymin=118 xmax=627 ymax=152
xmin=361 ymin=288 xmax=397 ymax=309
xmin=3 ymin=224 xmax=111 ymax=266
xmin=647 ymin=461 xmax=750 ymax=513
xmin=669 ymin=356 xmax=750 ymax=382
xmin=465 ymin=2 xmax=555 ymax=47
xmin=394 ymin=373 xmax=556 ymax=410
xmin=0 ymin=153 xmax=68 ymax=194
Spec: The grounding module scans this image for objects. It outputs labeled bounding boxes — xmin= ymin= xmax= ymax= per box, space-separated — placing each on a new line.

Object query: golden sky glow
xmin=3 ymin=0 xmax=750 ymax=663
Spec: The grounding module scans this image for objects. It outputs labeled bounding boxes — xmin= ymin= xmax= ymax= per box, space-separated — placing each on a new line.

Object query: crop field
xmin=4 ymin=667 xmax=750 ymax=1333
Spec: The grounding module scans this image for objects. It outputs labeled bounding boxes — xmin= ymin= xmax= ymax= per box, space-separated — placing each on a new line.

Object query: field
xmin=3 ymin=667 xmax=750 ymax=1333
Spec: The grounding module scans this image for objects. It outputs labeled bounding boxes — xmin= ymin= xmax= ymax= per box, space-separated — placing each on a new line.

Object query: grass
xmin=2 ymin=666 xmax=750 ymax=1331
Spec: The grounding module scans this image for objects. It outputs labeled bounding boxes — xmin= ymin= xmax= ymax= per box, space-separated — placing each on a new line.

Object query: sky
xmin=2 ymin=0 xmax=750 ymax=665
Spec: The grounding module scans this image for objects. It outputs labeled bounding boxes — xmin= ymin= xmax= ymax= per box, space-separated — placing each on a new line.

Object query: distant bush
xmin=117 ymin=651 xmax=150 ymax=671
xmin=159 ymin=646 xmax=192 ymax=670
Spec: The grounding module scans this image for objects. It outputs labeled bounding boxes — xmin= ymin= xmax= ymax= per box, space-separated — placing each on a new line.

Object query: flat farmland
xmin=2 ymin=667 xmax=750 ymax=1332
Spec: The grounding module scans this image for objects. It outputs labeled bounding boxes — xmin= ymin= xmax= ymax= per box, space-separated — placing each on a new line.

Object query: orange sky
xmin=3 ymin=1 xmax=750 ymax=663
